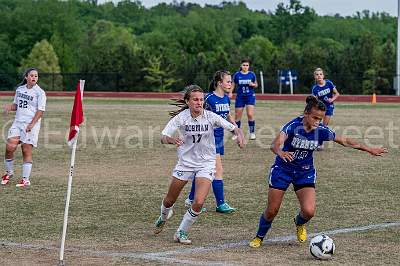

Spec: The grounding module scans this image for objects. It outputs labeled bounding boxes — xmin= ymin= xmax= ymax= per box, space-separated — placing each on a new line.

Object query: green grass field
xmin=0 ymin=98 xmax=399 ymax=265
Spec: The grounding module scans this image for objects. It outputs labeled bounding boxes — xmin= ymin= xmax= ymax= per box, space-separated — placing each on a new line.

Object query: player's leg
xmin=246 ymin=103 xmax=256 ymax=140
xmin=16 ymin=143 xmax=33 ymax=187
xmin=318 ymin=107 xmax=333 ymax=150
xmin=2 ymin=137 xmax=19 ymax=185
xmin=16 ymin=123 xmax=40 ymax=187
xmin=322 ymin=115 xmax=331 ymax=126
xmin=154 ymin=174 xmax=188 ymax=234
xmin=175 ymin=174 xmax=212 ymax=244
xmin=250 ymin=187 xmax=286 ymax=248
xmin=294 ymin=186 xmax=316 ymax=243
xmin=250 ymin=165 xmax=291 ymax=248
xmin=214 ymin=155 xmax=236 ymax=213
xmin=234 ymin=95 xmax=245 ymax=130
xmin=186 ymin=177 xmax=196 ymax=206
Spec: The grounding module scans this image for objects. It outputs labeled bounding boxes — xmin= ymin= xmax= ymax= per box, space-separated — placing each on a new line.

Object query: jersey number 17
xmin=192 ymin=134 xmax=202 ymax=143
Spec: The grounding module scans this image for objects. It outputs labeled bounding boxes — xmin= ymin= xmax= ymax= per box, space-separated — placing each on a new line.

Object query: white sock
xmin=178 ymin=208 xmax=200 ymax=233
xmin=160 ymin=201 xmax=173 ymax=221
xmin=5 ymin=159 xmax=14 ymax=175
xmin=22 ymin=162 xmax=32 ymax=180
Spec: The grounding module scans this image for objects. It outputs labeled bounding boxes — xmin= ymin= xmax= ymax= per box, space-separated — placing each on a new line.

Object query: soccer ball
xmin=309 ymin=234 xmax=335 ymax=260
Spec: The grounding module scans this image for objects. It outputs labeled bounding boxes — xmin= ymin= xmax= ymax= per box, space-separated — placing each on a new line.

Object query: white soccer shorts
xmin=7 ymin=121 xmax=41 ymax=147
xmin=172 ymin=168 xmax=215 ymax=182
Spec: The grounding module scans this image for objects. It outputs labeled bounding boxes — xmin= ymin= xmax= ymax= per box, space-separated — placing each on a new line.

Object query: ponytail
xmin=169 ymin=85 xmax=203 ymax=117
xmin=304 ymin=95 xmax=326 ymax=113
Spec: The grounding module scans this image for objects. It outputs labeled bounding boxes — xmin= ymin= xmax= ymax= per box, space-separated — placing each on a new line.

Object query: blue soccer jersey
xmin=312 ymin=80 xmax=336 ymax=106
xmin=233 ymin=71 xmax=257 ymax=96
xmin=274 ymin=116 xmax=336 ymax=171
xmin=204 ymin=92 xmax=231 ymax=137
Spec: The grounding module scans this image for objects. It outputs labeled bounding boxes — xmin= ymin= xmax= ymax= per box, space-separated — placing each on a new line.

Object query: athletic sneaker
xmin=249 ymin=133 xmax=256 ymax=140
xmin=184 ymin=198 xmax=207 ymax=213
xmin=249 ymin=236 xmax=263 ymax=248
xmin=154 ymin=208 xmax=174 ymax=234
xmin=174 ymin=230 xmax=191 ymax=245
xmin=154 ymin=216 xmax=166 ymax=235
xmin=216 ymin=202 xmax=237 ymax=213
xmin=15 ymin=178 xmax=30 ymax=187
xmin=1 ymin=173 xmax=12 ymax=185
xmin=294 ymin=218 xmax=307 ymax=243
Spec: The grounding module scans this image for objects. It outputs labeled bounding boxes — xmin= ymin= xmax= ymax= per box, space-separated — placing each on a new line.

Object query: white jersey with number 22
xmin=13 ymin=84 xmax=46 ymax=124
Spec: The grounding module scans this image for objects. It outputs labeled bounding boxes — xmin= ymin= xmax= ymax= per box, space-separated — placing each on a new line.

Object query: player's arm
xmin=161 ymin=134 xmax=183 ymax=146
xmin=250 ymin=79 xmax=258 ymax=89
xmin=249 ymin=73 xmax=258 ymax=89
xmin=26 ymin=110 xmax=44 ymax=132
xmin=213 ymin=113 xmax=245 ymax=148
xmin=161 ymin=116 xmax=183 ymax=146
xmin=334 ymin=135 xmax=387 ymax=156
xmin=4 ymin=103 xmax=17 ymax=113
xmin=328 ymin=88 xmax=340 ymax=103
xmin=271 ymin=132 xmax=294 ymax=162
xmin=227 ymin=113 xmax=236 ymax=126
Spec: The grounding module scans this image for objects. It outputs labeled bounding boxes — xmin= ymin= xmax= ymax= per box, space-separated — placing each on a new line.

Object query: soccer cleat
xmin=294 ymin=218 xmax=307 ymax=243
xmin=15 ymin=178 xmax=30 ymax=187
xmin=154 ymin=208 xmax=174 ymax=234
xmin=184 ymin=198 xmax=207 ymax=213
xmin=154 ymin=216 xmax=166 ymax=235
xmin=1 ymin=173 xmax=12 ymax=185
xmin=249 ymin=236 xmax=263 ymax=248
xmin=249 ymin=133 xmax=256 ymax=140
xmin=216 ymin=202 xmax=237 ymax=213
xmin=174 ymin=230 xmax=192 ymax=245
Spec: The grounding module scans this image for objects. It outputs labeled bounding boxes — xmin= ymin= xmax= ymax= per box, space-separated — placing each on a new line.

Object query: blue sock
xmin=248 ymin=120 xmax=255 ymax=133
xmin=295 ymin=213 xmax=309 ymax=225
xmin=212 ymin=179 xmax=225 ymax=207
xmin=256 ymin=214 xmax=272 ymax=239
xmin=236 ymin=120 xmax=241 ymax=128
xmin=188 ymin=177 xmax=196 ymax=201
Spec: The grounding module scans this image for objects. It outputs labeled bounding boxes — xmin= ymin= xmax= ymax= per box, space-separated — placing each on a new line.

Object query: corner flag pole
xmin=59 ymin=80 xmax=85 ymax=266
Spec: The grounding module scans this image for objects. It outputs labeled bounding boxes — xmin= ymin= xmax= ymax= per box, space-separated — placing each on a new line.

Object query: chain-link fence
xmin=0 ymin=72 xmax=397 ymax=95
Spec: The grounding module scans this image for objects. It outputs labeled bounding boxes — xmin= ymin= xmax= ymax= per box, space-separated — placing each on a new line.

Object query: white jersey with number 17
xmin=162 ymin=109 xmax=236 ymax=171
xmin=13 ymin=84 xmax=46 ymax=124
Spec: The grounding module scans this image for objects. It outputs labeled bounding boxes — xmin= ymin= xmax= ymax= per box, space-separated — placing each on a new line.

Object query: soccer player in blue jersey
xmin=312 ymin=68 xmax=340 ymax=149
xmin=185 ymin=70 xmax=238 ymax=213
xmin=249 ymin=95 xmax=387 ymax=248
xmin=232 ymin=58 xmax=258 ymax=140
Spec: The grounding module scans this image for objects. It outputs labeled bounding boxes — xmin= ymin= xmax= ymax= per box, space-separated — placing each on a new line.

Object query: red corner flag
xmin=67 ymin=80 xmax=84 ymax=147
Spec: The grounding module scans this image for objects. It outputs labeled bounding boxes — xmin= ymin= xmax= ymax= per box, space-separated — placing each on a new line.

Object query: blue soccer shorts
xmin=235 ymin=94 xmax=256 ymax=108
xmin=325 ymin=104 xmax=334 ymax=116
xmin=268 ymin=164 xmax=317 ymax=191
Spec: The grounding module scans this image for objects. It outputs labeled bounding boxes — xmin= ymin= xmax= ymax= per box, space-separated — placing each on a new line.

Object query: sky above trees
xmin=100 ymin=0 xmax=398 ymax=16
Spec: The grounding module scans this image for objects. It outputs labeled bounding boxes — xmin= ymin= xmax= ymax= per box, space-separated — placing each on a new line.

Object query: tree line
xmin=0 ymin=0 xmax=397 ymax=94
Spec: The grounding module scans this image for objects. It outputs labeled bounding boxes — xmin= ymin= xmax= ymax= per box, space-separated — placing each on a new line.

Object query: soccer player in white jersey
xmin=154 ymin=85 xmax=245 ymax=244
xmin=1 ymin=68 xmax=46 ymax=187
